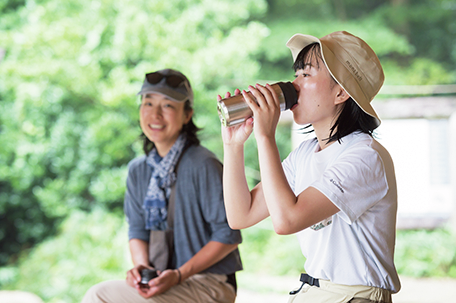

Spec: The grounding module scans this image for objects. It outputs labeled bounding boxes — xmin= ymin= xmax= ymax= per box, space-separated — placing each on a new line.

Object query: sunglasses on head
xmin=145 ymin=72 xmax=186 ymax=88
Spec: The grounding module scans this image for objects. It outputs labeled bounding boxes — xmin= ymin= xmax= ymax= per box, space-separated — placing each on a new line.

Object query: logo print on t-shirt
xmin=329 ymin=178 xmax=344 ymax=193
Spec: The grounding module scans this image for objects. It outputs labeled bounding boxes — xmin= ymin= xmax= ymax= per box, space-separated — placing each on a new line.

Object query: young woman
xmin=219 ymin=31 xmax=400 ymax=303
xmin=83 ymin=68 xmax=242 ymax=303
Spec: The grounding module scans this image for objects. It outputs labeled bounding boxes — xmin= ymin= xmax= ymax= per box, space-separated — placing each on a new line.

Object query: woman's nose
xmin=150 ymin=106 xmax=162 ymax=117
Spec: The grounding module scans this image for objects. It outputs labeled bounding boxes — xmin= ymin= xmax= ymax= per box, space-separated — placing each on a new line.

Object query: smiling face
xmin=139 ymin=93 xmax=193 ymax=156
xmin=290 ymin=45 xmax=349 ymax=143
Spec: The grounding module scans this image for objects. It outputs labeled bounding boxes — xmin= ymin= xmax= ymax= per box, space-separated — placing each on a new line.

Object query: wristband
xmin=176 ymin=268 xmax=182 ymax=284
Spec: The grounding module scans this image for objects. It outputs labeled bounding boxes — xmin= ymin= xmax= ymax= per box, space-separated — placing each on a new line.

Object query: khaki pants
xmin=81 ymin=273 xmax=235 ymax=303
xmin=288 ymin=279 xmax=392 ymax=303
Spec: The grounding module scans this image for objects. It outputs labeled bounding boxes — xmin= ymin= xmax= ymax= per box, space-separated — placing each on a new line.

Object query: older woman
xmin=83 ymin=69 xmax=242 ymax=303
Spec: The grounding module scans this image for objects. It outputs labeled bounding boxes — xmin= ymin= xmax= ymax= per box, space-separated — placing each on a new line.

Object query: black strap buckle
xmin=301 ymin=273 xmax=320 ymax=287
xmin=289 ymin=274 xmax=320 ymax=295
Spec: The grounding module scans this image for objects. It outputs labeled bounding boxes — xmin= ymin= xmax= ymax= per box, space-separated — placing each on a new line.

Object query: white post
xmin=449 ymin=112 xmax=456 ymax=232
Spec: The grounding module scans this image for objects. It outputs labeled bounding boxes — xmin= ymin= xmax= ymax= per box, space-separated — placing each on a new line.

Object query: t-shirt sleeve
xmin=282 ymin=139 xmax=316 ymax=194
xmin=311 ymin=146 xmax=389 ymax=224
xmin=282 ymin=146 xmax=298 ymax=192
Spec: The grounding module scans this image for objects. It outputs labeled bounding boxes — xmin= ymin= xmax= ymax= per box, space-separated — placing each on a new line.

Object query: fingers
xmin=217 ymin=88 xmax=242 ymax=102
xmin=241 ymin=84 xmax=270 ymax=111
xmin=148 ymin=269 xmax=176 ymax=287
xmin=241 ymin=89 xmax=256 ymax=108
xmin=252 ymin=83 xmax=279 ymax=108
xmin=126 ymin=271 xmax=136 ymax=287
xmin=138 ymin=270 xmax=176 ymax=298
xmin=137 ymin=285 xmax=155 ymax=298
xmin=126 ymin=269 xmax=140 ymax=287
xmin=265 ymin=83 xmax=280 ymax=105
xmin=217 ymin=93 xmax=230 ymax=101
xmin=132 ymin=268 xmax=142 ymax=283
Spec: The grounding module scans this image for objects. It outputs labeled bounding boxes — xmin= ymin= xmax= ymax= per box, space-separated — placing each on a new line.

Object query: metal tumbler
xmin=217 ymin=82 xmax=298 ymax=127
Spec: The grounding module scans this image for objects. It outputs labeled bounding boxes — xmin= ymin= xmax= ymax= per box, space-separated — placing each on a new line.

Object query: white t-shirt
xmin=282 ymin=132 xmax=401 ymax=293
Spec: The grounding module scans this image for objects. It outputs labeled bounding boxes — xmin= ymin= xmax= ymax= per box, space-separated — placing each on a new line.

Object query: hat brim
xmin=286 ymin=34 xmax=321 ymax=63
xmin=137 ymin=87 xmax=188 ymax=103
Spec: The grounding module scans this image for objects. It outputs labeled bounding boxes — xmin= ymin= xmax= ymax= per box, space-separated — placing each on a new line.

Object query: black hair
xmin=292 ymin=43 xmax=379 ymax=144
xmin=141 ymin=100 xmax=201 ymax=155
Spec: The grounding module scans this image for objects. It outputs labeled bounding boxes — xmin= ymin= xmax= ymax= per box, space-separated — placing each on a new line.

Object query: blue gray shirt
xmin=124 ymin=144 xmax=243 ymax=275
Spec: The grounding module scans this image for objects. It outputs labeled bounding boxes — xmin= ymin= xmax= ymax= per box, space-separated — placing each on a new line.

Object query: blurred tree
xmin=0 ymin=0 xmax=269 ymax=266
xmin=1 ymin=0 xmax=456 ymax=295
xmin=0 ymin=210 xmax=131 ymax=303
xmin=257 ymin=0 xmax=456 ymax=85
xmin=0 ymin=0 xmax=26 ymax=14
xmin=377 ymin=0 xmax=456 ymax=82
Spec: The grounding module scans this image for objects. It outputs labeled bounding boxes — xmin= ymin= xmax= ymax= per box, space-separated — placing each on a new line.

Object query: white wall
xmin=377 ymin=119 xmax=453 ymax=227
xmin=289 ymin=117 xmax=455 ymax=229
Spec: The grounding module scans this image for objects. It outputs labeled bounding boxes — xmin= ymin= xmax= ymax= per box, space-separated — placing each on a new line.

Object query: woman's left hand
xmin=218 ymin=89 xmax=254 ymax=146
xmin=136 ymin=269 xmax=180 ymax=298
xmin=243 ymin=84 xmax=281 ymax=140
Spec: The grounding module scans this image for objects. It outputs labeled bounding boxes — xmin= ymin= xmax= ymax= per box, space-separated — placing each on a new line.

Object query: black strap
xmin=168 ymin=142 xmax=191 ymax=228
xmin=226 ymin=273 xmax=237 ymax=293
xmin=289 ymin=273 xmax=320 ymax=295
xmin=166 ymin=143 xmax=191 ymax=267
xmin=300 ymin=273 xmax=320 ymax=287
xmin=167 ymin=184 xmax=176 ymax=228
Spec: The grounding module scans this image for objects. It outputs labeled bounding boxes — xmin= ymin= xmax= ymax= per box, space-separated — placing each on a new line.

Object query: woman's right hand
xmin=217 ymin=89 xmax=254 ymax=146
xmin=126 ymin=264 xmax=153 ymax=288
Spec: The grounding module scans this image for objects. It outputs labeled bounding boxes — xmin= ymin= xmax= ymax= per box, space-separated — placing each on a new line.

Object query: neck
xmin=313 ymin=123 xmax=336 ymax=151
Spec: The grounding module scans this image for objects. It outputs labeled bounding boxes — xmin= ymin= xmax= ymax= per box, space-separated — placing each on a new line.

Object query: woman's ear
xmin=335 ymin=87 xmax=350 ymax=105
xmin=184 ymin=108 xmax=194 ymax=124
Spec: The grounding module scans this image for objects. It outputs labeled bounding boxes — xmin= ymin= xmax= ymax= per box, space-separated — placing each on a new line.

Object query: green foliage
xmin=395 ymin=229 xmax=456 ymax=278
xmin=1 ymin=210 xmax=304 ymax=302
xmin=0 ymin=0 xmax=269 ymax=266
xmin=0 ymin=209 xmax=131 ymax=303
xmin=256 ymin=16 xmax=415 ymax=82
xmin=256 ymin=0 xmax=456 ymax=85
xmin=239 ymin=218 xmax=305 ymax=277
xmin=0 ymin=0 xmax=26 ymax=17
xmin=382 ymin=57 xmax=455 ymax=86
xmin=4 ymin=211 xmax=456 ymax=303
xmin=376 ymin=0 xmax=456 ymax=69
xmin=1 ymin=0 xmax=456 ymax=296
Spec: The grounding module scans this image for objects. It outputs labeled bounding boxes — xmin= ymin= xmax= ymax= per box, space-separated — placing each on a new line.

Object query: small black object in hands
xmin=140 ymin=269 xmax=158 ymax=285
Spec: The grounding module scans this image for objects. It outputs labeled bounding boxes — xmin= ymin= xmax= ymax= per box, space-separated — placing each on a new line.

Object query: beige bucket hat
xmin=286 ymin=31 xmax=384 ymax=126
